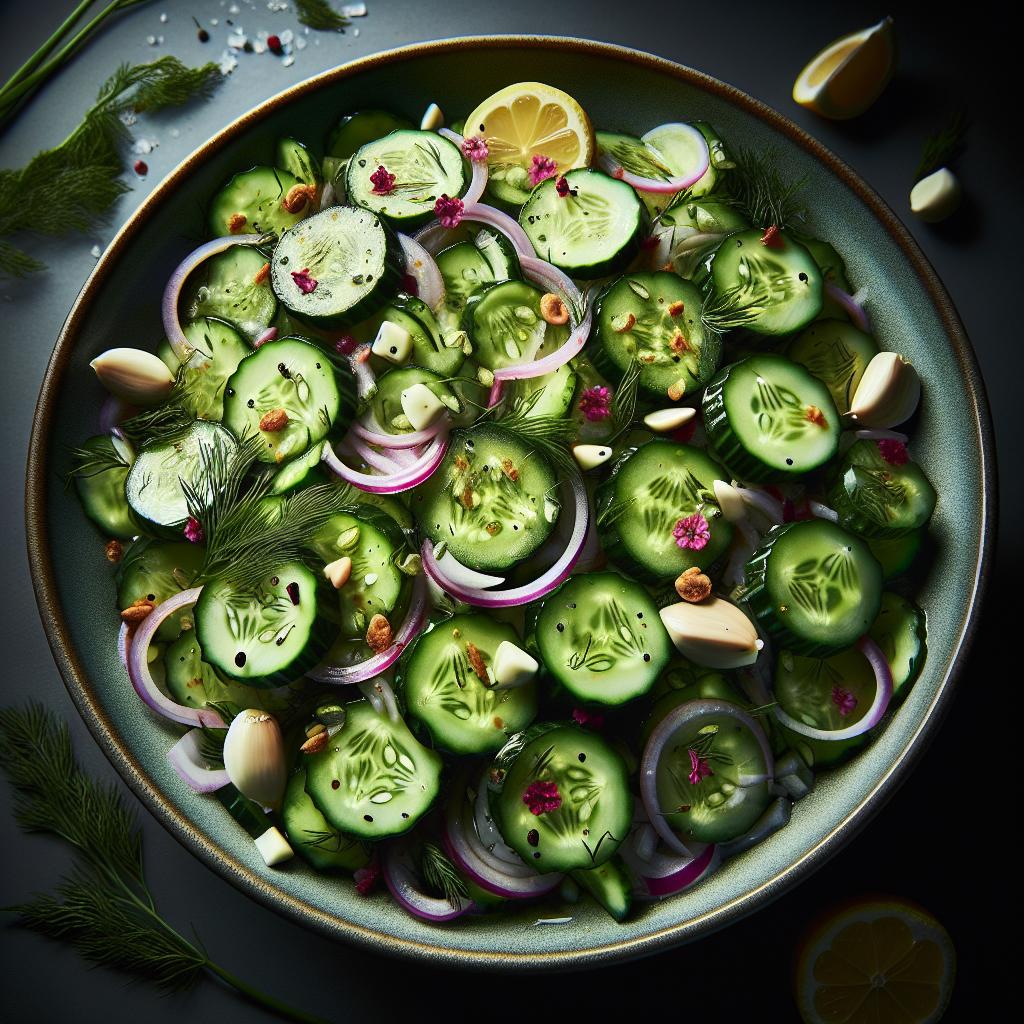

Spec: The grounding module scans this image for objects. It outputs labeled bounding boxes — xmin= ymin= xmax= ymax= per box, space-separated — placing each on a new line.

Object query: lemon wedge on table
xmin=794 ymin=17 xmax=896 ymax=119
xmin=794 ymin=897 xmax=956 ymax=1023
xmin=464 ymin=82 xmax=593 ymax=202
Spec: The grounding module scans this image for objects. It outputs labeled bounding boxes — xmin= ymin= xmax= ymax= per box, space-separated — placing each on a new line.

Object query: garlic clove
xmin=400 ymin=382 xmax=445 ymax=431
xmin=659 ymin=598 xmax=764 ymax=669
xmin=254 ymin=826 xmax=295 ymax=867
xmin=371 ymin=320 xmax=413 ymax=364
xmin=713 ymin=479 xmax=748 ymax=525
xmin=420 ymin=102 xmax=444 ymax=131
xmin=848 ymin=351 xmax=921 ymax=429
xmin=323 ymin=555 xmax=352 ymax=589
xmin=643 ymin=407 xmax=696 ymax=433
xmin=90 ymin=347 xmax=174 ymax=406
xmin=222 ymin=709 xmax=287 ymax=811
xmin=492 ymin=640 xmax=540 ymax=689
xmin=910 ymin=167 xmax=961 ymax=223
xmin=572 ymin=443 xmax=613 ymax=471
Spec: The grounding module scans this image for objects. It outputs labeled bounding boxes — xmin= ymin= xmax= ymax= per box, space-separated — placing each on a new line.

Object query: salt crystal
xmin=267 ymin=1 xmax=288 ymax=11
xmin=352 ymin=28 xmax=359 ymax=37
xmin=280 ymin=29 xmax=293 ymax=44
xmin=146 ymin=34 xmax=157 ymax=45
xmin=90 ymin=245 xmax=103 ymax=259
xmin=342 ymin=3 xmax=367 ymax=15
xmin=219 ymin=50 xmax=238 ymax=74
xmin=228 ymin=3 xmax=240 ymax=12
xmin=227 ymin=31 xmax=247 ymax=49
xmin=131 ymin=138 xmax=159 ymax=155
xmin=211 ymin=18 xmax=219 ymax=26
xmin=159 ymin=12 xmax=168 ymax=22
xmin=295 ymin=36 xmax=306 ymax=50
xmin=252 ymin=40 xmax=266 ymax=53
xmin=169 ymin=127 xmax=180 ymax=138
xmin=283 ymin=54 xmax=295 ymax=67
xmin=119 ymin=110 xmax=137 ymax=128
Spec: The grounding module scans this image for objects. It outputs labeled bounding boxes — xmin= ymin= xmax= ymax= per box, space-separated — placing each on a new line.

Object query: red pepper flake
xmin=354 ymin=856 xmax=382 ymax=896
xmin=554 ymin=175 xmax=574 ymax=198
xmin=267 ymin=34 xmax=283 ymax=54
xmin=668 ymin=300 xmax=685 ymax=318
xmin=760 ymin=224 xmax=783 ymax=248
xmin=133 ymin=160 xmax=148 ymax=176
xmin=291 ymin=268 xmax=318 ymax=294
xmin=434 ymin=193 xmax=464 ymax=228
xmin=370 ymin=165 xmax=396 ymax=195
xmin=335 ymin=335 xmax=358 ymax=355
xmin=527 ymin=828 xmax=540 ymax=847
xmin=286 ymin=581 xmax=301 ymax=605
xmin=183 ymin=517 xmax=204 ymax=544
xmin=878 ymin=439 xmax=909 ymax=466
xmin=805 ymin=404 xmax=828 ymax=427
xmin=528 ymin=154 xmax=558 ymax=186
xmin=523 ymin=780 xmax=561 ymax=816
xmin=670 ymin=332 xmax=689 ymax=354
xmin=571 ymin=707 xmax=605 ymax=730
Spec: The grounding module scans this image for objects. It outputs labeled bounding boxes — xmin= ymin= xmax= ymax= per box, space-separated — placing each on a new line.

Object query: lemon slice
xmin=793 ymin=17 xmax=896 ymax=119
xmin=465 ymin=82 xmax=594 ymax=188
xmin=795 ymin=898 xmax=956 ymax=1023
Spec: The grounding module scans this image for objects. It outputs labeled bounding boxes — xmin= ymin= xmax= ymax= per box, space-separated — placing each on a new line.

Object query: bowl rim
xmin=24 ymin=34 xmax=996 ymax=969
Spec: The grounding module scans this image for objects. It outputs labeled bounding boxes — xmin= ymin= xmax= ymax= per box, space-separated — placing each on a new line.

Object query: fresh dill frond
xmin=118 ymin=365 xmax=201 ymax=445
xmin=700 ymin=282 xmax=775 ymax=337
xmin=596 ymin=493 xmax=637 ymax=528
xmin=493 ymin=390 xmax=577 ymax=473
xmin=723 ymin=147 xmax=808 ymax=230
xmin=420 ymin=842 xmax=469 ymax=907
xmin=65 ymin=439 xmax=128 ymax=484
xmin=915 ymin=110 xmax=969 ymax=182
xmin=295 ymin=0 xmax=350 ymax=31
xmin=608 ymin=358 xmax=642 ymax=443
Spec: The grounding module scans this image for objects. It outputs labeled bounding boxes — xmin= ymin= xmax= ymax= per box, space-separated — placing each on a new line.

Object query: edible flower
xmin=461 ymin=135 xmax=489 ymax=162
xmin=578 ymin=385 xmax=612 ymax=421
xmin=572 ymin=707 xmax=606 ymax=730
xmin=877 ymin=438 xmax=909 ymax=465
xmin=291 ymin=268 xmax=318 ymax=294
xmin=183 ymin=517 xmax=204 ymax=544
xmin=434 ymin=193 xmax=464 ymax=228
xmin=832 ymin=685 xmax=858 ymax=717
xmin=523 ymin=780 xmax=562 ymax=816
xmin=673 ymin=512 xmax=711 ymax=551
xmin=354 ymin=856 xmax=381 ymax=896
xmin=370 ymin=164 xmax=396 ymax=195
xmin=529 ymin=154 xmax=558 ymax=186
xmin=687 ymin=748 xmax=713 ymax=785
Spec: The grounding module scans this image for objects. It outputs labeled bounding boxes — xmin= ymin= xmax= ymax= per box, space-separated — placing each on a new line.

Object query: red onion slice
xmin=321 ymin=432 xmax=448 ymax=494
xmin=438 ymin=127 xmax=489 ymax=207
xmin=773 ymin=635 xmax=894 ymax=742
xmin=167 ymin=729 xmax=230 ymax=793
xmin=307 ymin=573 xmax=428 ymax=684
xmin=421 ymin=471 xmax=588 ymax=608
xmin=621 ymin=837 xmax=719 ymax=899
xmin=397 ymin=233 xmax=445 ymax=311
xmin=807 ymin=499 xmax=839 ymax=522
xmin=344 ymin=436 xmax=406 ymax=474
xmin=254 ymin=326 xmax=278 ymax=347
xmin=357 ymin=676 xmax=400 ymax=722
xmin=126 ymin=588 xmax=224 ymax=728
xmin=162 ymin=234 xmax=266 ymax=362
xmin=435 ymin=551 xmax=505 ymax=590
xmin=597 ymin=123 xmax=710 ymax=194
xmin=825 ymin=282 xmax=871 ymax=332
xmin=381 ymin=837 xmax=475 ymax=922
xmin=350 ymin=419 xmax=446 ymax=450
xmin=348 ymin=346 xmax=376 ymax=401
xmin=640 ymin=699 xmax=774 ymax=858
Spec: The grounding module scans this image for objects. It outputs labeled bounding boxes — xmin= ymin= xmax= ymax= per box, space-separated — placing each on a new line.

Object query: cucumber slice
xmin=651 ymin=699 xmax=773 ymax=844
xmin=865 ymin=529 xmax=924 ymax=581
xmin=185 ymin=246 xmax=277 ymax=342
xmin=743 ymin=519 xmax=883 ymax=657
xmin=643 ymin=122 xmax=715 ymax=193
xmin=162 ymin=317 xmax=251 ymax=421
xmin=276 ymin=137 xmax=320 ymax=186
xmin=435 ymin=232 xmax=522 ymax=335
xmin=531 ymin=571 xmax=672 ymax=706
xmin=489 ymin=723 xmax=633 ymax=872
xmin=572 ymin=860 xmax=632 ymax=922
xmin=868 ymin=592 xmax=926 ymax=700
xmin=268 ymin=441 xmax=327 ymax=495
xmin=474 ymin=227 xmax=520 ymax=281
xmin=326 ymin=110 xmax=414 ymax=159
xmin=412 ymin=423 xmax=560 ymax=573
xmin=774 ymin=646 xmax=880 ymax=736
xmin=596 ymin=440 xmax=733 ymax=580
xmin=369 ymin=293 xmax=464 ymax=377
xmin=797 ymin=234 xmax=854 ymax=319
xmin=270 ymin=206 xmax=402 ymax=329
xmin=520 ymin=168 xmax=644 ymax=279
xmin=485 ymin=166 xmax=533 ymax=210
xmin=223 ymin=338 xmax=342 ymax=465
xmin=74 ymin=434 xmax=136 ymax=539
xmin=702 ymin=354 xmax=841 ymax=482
xmin=463 ymin=280 xmax=568 ymax=371
xmin=595 ymin=271 xmax=716 ymax=399
xmin=704 ymin=228 xmax=823 ymax=336
xmin=595 ymin=130 xmax=677 ymax=183
xmin=126 ymin=421 xmax=236 ymax=530
xmin=208 ymin=165 xmax=306 ymax=238
xmin=346 ymin=130 xmax=465 ymax=227
xmin=369 ymin=365 xmax=461 ymax=435
xmin=117 ymin=540 xmax=205 ymax=642
xmin=507 ymin=361 xmax=577 ymax=419
xmin=195 ymin=561 xmax=329 ymax=686
xmin=282 ymin=768 xmax=370 ymax=872
xmin=396 ymin=613 xmax=538 ymax=754
xmin=786 ymin=318 xmax=878 ymax=415
xmin=827 ymin=439 xmax=937 ymax=539
xmin=660 ymin=197 xmax=749 ymax=236
xmin=303 ymin=700 xmax=443 ymax=839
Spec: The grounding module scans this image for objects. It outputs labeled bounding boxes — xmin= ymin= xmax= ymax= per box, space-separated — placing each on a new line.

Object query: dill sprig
xmin=700 ymin=282 xmax=777 ymax=337
xmin=608 ymin=358 xmax=642 ymax=444
xmin=492 ymin=390 xmax=577 ymax=473
xmin=721 ymin=147 xmax=808 ymax=230
xmin=0 ymin=704 xmax=327 ymax=1022
xmin=914 ymin=110 xmax=969 ymax=182
xmin=1 ymin=57 xmax=222 ymax=279
xmin=420 ymin=842 xmax=469 ymax=908
xmin=65 ymin=438 xmax=128 ymax=484
xmin=118 ymin=365 xmax=203 ymax=445
xmin=295 ymin=0 xmax=350 ymax=31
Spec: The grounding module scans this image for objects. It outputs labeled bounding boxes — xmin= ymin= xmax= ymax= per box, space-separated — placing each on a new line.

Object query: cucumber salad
xmin=74 ymin=81 xmax=934 ymax=925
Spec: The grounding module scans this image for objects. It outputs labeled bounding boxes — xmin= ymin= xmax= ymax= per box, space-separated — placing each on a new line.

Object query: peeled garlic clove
xmin=713 ymin=479 xmax=748 ymax=525
xmin=323 ymin=555 xmax=352 ymax=589
xmin=400 ymin=382 xmax=445 ymax=431
xmin=420 ymin=102 xmax=444 ymax=131
xmin=90 ymin=347 xmax=174 ymax=406
xmin=659 ymin=597 xmax=763 ymax=669
xmin=222 ymin=709 xmax=287 ymax=811
xmin=371 ymin=320 xmax=413 ymax=364
xmin=573 ymin=444 xmax=613 ymax=471
xmin=848 ymin=351 xmax=921 ymax=429
xmin=910 ymin=167 xmax=961 ymax=223
xmin=492 ymin=640 xmax=539 ymax=689
xmin=643 ymin=407 xmax=696 ymax=433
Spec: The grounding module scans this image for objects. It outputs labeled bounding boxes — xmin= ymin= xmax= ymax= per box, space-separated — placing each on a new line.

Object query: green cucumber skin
xmin=282 ymin=769 xmax=371 ymax=873
xmin=74 ymin=435 xmax=138 ymax=539
xmin=571 ymin=861 xmax=632 ymax=922
xmin=325 ymin=110 xmax=414 ymax=159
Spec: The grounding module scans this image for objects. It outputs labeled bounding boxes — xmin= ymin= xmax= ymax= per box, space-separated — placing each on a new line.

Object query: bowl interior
xmin=29 ymin=38 xmax=989 ymax=967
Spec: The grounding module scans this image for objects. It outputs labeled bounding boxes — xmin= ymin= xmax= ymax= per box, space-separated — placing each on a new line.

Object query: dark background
xmin=0 ymin=2 xmax=1015 ymax=1020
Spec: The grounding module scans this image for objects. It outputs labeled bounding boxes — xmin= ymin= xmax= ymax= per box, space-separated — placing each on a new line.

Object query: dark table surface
xmin=1 ymin=2 xmax=1014 ymax=1021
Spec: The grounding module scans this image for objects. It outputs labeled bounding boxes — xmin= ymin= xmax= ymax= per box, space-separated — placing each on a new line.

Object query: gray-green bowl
xmin=26 ymin=37 xmax=994 ymax=968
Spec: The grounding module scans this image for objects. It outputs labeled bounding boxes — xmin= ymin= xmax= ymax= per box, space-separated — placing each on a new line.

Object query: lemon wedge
xmin=795 ymin=898 xmax=956 ymax=1023
xmin=793 ymin=17 xmax=896 ymax=119
xmin=465 ymin=82 xmax=593 ymax=192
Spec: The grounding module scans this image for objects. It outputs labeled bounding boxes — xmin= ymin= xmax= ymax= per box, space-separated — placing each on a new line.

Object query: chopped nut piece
xmin=539 ymin=292 xmax=569 ymax=325
xmin=500 ymin=458 xmax=519 ymax=482
xmin=485 ymin=522 xmax=501 ymax=536
xmin=461 ymin=484 xmax=475 ymax=509
xmin=760 ymin=224 xmax=782 ymax=248
xmin=670 ymin=332 xmax=689 ymax=353
xmin=253 ymin=261 xmax=271 ymax=286
xmin=105 ymin=539 xmax=123 ymax=563
xmin=466 ymin=642 xmax=489 ymax=683
xmin=667 ymin=379 xmax=687 ymax=402
xmin=805 ymin=405 xmax=828 ymax=427
xmin=228 ymin=212 xmax=247 ymax=233
xmin=300 ymin=730 xmax=330 ymax=755
xmin=365 ymin=614 xmax=393 ymax=653
xmin=120 ymin=598 xmax=156 ymax=626
xmin=259 ymin=408 xmax=289 ymax=432
xmin=454 ymin=455 xmax=469 ymax=472
xmin=282 ymin=183 xmax=317 ymax=214
xmin=613 ymin=312 xmax=636 ymax=333
xmin=676 ymin=566 xmax=712 ymax=603
xmin=668 ymin=300 xmax=685 ymax=317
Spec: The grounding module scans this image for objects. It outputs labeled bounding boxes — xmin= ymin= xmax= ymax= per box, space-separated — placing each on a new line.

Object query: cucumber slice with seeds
xmin=595 ymin=271 xmax=716 ymax=399
xmin=369 ymin=365 xmax=461 ymax=435
xmin=185 ymin=246 xmax=277 ymax=342
xmin=702 ymin=354 xmax=841 ymax=482
xmin=787 ymin=319 xmax=878 ymax=415
xmin=283 ymin=768 xmax=371 ymax=873
xmin=117 ymin=540 xmax=205 ymax=642
xmin=369 ymin=293 xmax=464 ymax=377
xmin=520 ymin=168 xmax=644 ymax=279
xmin=209 ymin=165 xmax=306 ymax=238
xmin=463 ymin=280 xmax=569 ymax=371
xmin=774 ymin=646 xmax=879 ymax=736
xmin=596 ymin=440 xmax=733 ymax=581
xmin=162 ymin=317 xmax=252 ymax=421
xmin=413 ymin=423 xmax=560 ymax=573
xmin=303 ymin=700 xmax=443 ymax=840
xmin=74 ymin=434 xmax=136 ymax=539
xmin=396 ymin=613 xmax=538 ymax=754
xmin=868 ymin=592 xmax=926 ymax=700
xmin=742 ymin=519 xmax=883 ymax=657
xmin=531 ymin=571 xmax=672 ymax=706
